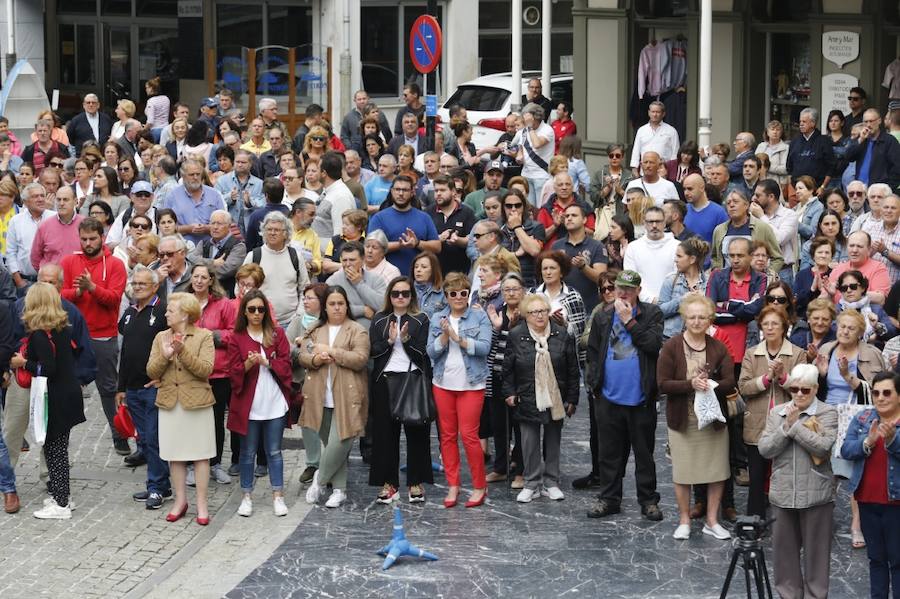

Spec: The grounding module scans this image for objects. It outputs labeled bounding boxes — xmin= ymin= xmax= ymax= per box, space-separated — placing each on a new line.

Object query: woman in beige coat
xmin=146 ymin=292 xmax=216 ymax=525
xmin=299 ymin=285 xmax=370 ymax=508
xmin=738 ymin=305 xmax=806 ymax=518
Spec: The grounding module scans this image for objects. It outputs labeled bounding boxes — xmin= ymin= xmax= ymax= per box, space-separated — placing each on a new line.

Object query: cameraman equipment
xmin=719 ymin=515 xmax=775 ymax=599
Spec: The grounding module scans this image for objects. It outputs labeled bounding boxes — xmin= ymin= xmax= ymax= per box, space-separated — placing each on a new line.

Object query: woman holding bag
xmin=657 ymin=295 xmax=734 ymax=540
xmin=368 ymin=276 xmax=433 ymax=504
xmin=11 ymin=283 xmax=85 ymax=520
xmin=227 ymin=289 xmax=293 ymax=518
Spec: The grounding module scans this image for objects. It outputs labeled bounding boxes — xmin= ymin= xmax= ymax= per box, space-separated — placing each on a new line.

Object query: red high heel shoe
xmin=165 ymin=503 xmax=188 ymax=522
xmin=465 ymin=490 xmax=487 ymax=508
xmin=196 ymin=515 xmax=210 ymax=526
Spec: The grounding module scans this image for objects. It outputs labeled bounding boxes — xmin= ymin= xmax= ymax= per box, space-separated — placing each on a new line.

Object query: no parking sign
xmin=409 ymin=15 xmax=442 ymax=74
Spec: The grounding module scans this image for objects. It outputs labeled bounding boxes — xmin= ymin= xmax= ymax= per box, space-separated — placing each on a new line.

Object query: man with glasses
xmin=844 ymin=86 xmax=868 ymax=136
xmin=845 ymin=180 xmax=869 ymax=234
xmin=854 ymin=182 xmax=890 ymax=234
xmin=464 ymin=161 xmax=507 ymax=219
xmin=106 ymin=181 xmax=158 ymax=249
xmin=367 ymin=175 xmax=441 ymax=275
xmin=521 ymin=79 xmax=553 ymax=123
xmin=163 ymin=158 xmax=226 ymax=246
xmin=22 ymin=119 xmax=70 ymax=175
xmin=188 ymin=209 xmax=246 ymax=297
xmin=216 ymin=149 xmax=264 ymax=235
xmin=711 ymin=189 xmax=784 ymax=273
xmin=6 ymin=183 xmax=55 ymax=295
xmin=363 ymin=154 xmax=397 ymax=213
xmin=66 ymin=93 xmax=112 ymax=151
xmin=30 ymin=186 xmax=83 ymax=270
xmin=623 ymin=206 xmax=678 ymax=303
xmin=844 ymin=108 xmax=900 ymax=190
xmin=153 ymin=234 xmax=193 ymax=302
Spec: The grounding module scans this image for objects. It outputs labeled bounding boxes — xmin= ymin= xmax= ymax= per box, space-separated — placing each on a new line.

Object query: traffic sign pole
xmin=426 ymin=0 xmax=436 ymax=150
xmin=409 ymin=13 xmax=441 ymax=151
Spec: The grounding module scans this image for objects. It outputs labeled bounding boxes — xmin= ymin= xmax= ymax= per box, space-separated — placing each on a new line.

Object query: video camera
xmin=733 ymin=515 xmax=773 ymax=542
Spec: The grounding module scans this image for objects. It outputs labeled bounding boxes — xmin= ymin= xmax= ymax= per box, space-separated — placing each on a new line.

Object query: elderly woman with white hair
xmin=758 ymin=363 xmax=838 ymax=599
xmin=501 ymin=293 xmax=579 ymax=503
xmin=363 ymin=229 xmax=400 ymax=285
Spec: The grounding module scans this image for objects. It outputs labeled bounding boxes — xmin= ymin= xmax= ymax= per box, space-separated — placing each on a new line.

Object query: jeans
xmin=526 ymin=175 xmax=550 ymax=208
xmin=126 ymin=387 xmax=170 ymax=494
xmin=0 ymin=405 xmax=16 ymax=494
xmin=240 ymin=416 xmax=286 ymax=493
xmin=859 ymin=502 xmax=900 ymax=599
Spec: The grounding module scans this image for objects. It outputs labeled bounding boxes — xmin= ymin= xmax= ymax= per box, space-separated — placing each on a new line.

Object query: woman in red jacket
xmin=189 ymin=264 xmax=237 ymax=485
xmin=227 ymin=289 xmax=293 ymax=517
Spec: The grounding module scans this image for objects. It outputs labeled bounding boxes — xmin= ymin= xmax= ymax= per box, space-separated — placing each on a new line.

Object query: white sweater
xmin=622 ymin=234 xmax=679 ymax=303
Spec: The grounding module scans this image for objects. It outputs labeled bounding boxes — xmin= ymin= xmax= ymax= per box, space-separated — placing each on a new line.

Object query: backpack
xmin=251 ymin=245 xmax=302 ymax=286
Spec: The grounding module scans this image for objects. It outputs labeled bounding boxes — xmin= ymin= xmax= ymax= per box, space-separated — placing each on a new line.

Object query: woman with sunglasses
xmin=116 ymin=157 xmax=142 ymax=197
xmin=427 ymin=272 xmax=493 ymax=508
xmin=738 ymin=305 xmax=807 ymax=518
xmin=659 ymin=237 xmax=710 ymax=340
xmin=369 ymin=277 xmax=433 ymax=504
xmin=799 ymin=209 xmax=848 ymax=269
xmin=658 ymin=295 xmax=735 ymax=540
xmin=500 ymin=189 xmax=545 ymax=288
xmin=758 ymin=363 xmax=838 ymax=598
xmin=300 ymin=286 xmax=370 ymax=508
xmin=815 ymin=308 xmax=888 ymax=547
xmin=300 ymin=125 xmax=332 ymax=167
xmin=113 ymin=215 xmax=155 ymax=291
xmin=835 ymin=270 xmax=897 ymax=347
xmin=746 ymin=281 xmax=799 ymax=347
xmin=227 ymin=289 xmax=293 ymax=518
xmin=590 ymin=143 xmax=634 ymax=214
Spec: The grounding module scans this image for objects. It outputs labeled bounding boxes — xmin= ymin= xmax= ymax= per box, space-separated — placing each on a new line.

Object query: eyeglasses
xmin=310 ymin=136 xmax=326 ymax=142
xmin=502 ymin=286 xmax=523 ymax=293
xmin=839 ymin=283 xmax=861 ymax=292
xmin=158 ymin=251 xmax=178 ymax=258
xmin=131 ymin=222 xmax=151 ymax=230
xmin=527 ymin=309 xmax=549 ymax=316
xmin=118 ymin=166 xmax=132 ymax=172
xmin=455 ymin=187 xmax=465 ymax=194
xmin=246 ymin=305 xmax=266 ymax=314
xmin=283 ymin=176 xmax=296 ymax=181
xmin=390 ymin=289 xmax=412 ymax=299
xmin=472 ymin=232 xmax=488 ymax=239
xmin=447 ymin=289 xmax=469 ymax=299
xmin=873 ymin=390 xmax=896 ymax=398
xmin=765 ymin=295 xmax=789 ymax=304
xmin=49 ymin=162 xmax=64 ymax=168
xmin=133 ymin=192 xmax=152 ymax=198
xmin=848 ymin=96 xmax=863 ymax=101
xmin=505 ymin=202 xmax=523 ymax=209
xmin=848 ymin=191 xmax=865 ymax=197
xmin=601 ymin=285 xmax=615 ymax=292
xmin=608 ymin=153 xmax=623 ymax=158
xmin=788 ymin=386 xmax=814 ymax=395
xmin=393 ymin=187 xmax=412 ymax=194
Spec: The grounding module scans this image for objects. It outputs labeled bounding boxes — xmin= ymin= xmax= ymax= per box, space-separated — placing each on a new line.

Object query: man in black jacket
xmin=844 ymin=108 xmax=900 ymax=192
xmin=66 ymin=94 xmax=113 ymax=153
xmin=521 ymin=78 xmax=553 ymax=123
xmin=584 ymin=270 xmax=665 ymax=521
xmin=785 ymin=107 xmax=835 ymax=192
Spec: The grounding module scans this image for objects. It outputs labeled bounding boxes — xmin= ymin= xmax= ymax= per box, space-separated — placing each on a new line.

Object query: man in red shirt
xmin=537 ymin=172 xmax=595 ymax=246
xmin=60 ymin=218 xmax=128 ymax=455
xmin=551 ymin=101 xmax=577 ymax=154
xmin=829 ymin=230 xmax=892 ymax=304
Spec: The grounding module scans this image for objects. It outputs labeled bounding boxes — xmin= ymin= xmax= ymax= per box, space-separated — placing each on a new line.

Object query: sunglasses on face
xmin=246 ymin=305 xmax=266 ymax=314
xmin=848 ymin=191 xmax=865 ymax=197
xmin=131 ymin=222 xmax=151 ymax=230
xmin=765 ymin=295 xmax=788 ymax=304
xmin=49 ymin=162 xmax=64 ymax=168
xmin=601 ymin=285 xmax=615 ymax=292
xmin=158 ymin=251 xmax=178 ymax=258
xmin=310 ymin=136 xmax=326 ymax=142
xmin=839 ymin=283 xmax=861 ymax=292
xmin=505 ymin=202 xmax=523 ymax=209
xmin=788 ymin=386 xmax=814 ymax=395
xmin=447 ymin=289 xmax=469 ymax=299
xmin=472 ymin=232 xmax=488 ymax=240
xmin=390 ymin=289 xmax=412 ymax=299
xmin=873 ymin=390 xmax=896 ymax=398
xmin=608 ymin=153 xmax=622 ymax=158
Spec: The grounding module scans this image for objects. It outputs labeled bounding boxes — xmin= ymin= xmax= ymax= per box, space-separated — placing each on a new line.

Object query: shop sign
xmin=822 ymin=31 xmax=859 ymax=68
xmin=177 ymin=0 xmax=202 ymax=18
xmin=821 ymin=73 xmax=859 ymax=131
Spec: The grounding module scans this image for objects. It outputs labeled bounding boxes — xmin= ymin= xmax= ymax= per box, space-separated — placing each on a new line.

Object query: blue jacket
xmin=706 ymin=268 xmax=767 ymax=325
xmin=841 ymin=408 xmax=900 ymax=501
xmin=658 ymin=270 xmax=709 ymax=339
xmin=786 ymin=129 xmax=836 ymax=186
xmin=797 ymin=198 xmax=825 ymax=242
xmin=214 ymin=172 xmax=265 ymax=234
xmin=426 ymin=306 xmax=492 ymax=387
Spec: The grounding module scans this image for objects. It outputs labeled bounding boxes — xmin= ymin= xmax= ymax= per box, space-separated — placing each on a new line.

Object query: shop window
xmin=768 ymin=33 xmax=811 ymax=137
xmin=268 ymin=6 xmax=314 ymax=48
xmin=59 ymin=23 xmax=96 ymax=87
xmin=478 ymin=32 xmax=573 ymax=75
xmin=101 ymin=0 xmax=132 ymax=15
xmin=752 ymin=0 xmax=812 ymax=22
xmin=138 ymin=27 xmax=179 ymax=100
xmin=633 ymin=0 xmax=690 ymax=18
xmin=57 ymin=0 xmax=97 ymax=14
xmin=136 ymin=0 xmax=179 ymax=17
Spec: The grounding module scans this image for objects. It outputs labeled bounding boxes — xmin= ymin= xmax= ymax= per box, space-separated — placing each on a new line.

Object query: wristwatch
xmin=882 ymin=247 xmax=890 ymax=258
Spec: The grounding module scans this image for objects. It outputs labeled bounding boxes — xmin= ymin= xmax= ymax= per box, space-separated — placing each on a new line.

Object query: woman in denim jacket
xmin=427 ymin=272 xmax=493 ymax=509
xmin=658 ymin=237 xmax=710 ymax=340
xmin=841 ymin=371 xmax=900 ymax=599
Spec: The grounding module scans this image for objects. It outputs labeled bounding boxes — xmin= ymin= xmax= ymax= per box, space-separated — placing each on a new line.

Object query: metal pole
xmin=340 ymin=0 xmax=352 ymax=119
xmin=698 ymin=0 xmax=712 ymax=149
xmin=426 ymin=0 xmax=437 ymax=149
xmin=511 ymin=0 xmax=522 ymax=111
xmin=5 ymin=0 xmax=16 ymax=79
xmin=541 ymin=0 xmax=551 ymax=97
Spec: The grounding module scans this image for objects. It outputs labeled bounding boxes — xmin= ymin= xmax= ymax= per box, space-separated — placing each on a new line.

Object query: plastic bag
xmin=694 ymin=379 xmax=726 ymax=430
xmin=29 ymin=376 xmax=49 ymax=445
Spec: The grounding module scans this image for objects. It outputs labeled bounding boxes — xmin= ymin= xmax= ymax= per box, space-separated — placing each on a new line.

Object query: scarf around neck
xmin=528 ymin=325 xmax=565 ymax=420
xmin=840 ymin=295 xmax=876 ymax=340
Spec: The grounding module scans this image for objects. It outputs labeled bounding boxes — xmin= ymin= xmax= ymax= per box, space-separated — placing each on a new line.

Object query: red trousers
xmin=433 ymin=386 xmax=486 ymax=488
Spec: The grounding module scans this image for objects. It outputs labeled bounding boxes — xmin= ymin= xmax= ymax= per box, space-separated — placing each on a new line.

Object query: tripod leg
xmin=750 ymin=552 xmax=768 ymax=599
xmin=719 ymin=549 xmax=743 ymax=599
xmin=743 ymin=552 xmax=754 ymax=599
xmin=756 ymin=549 xmax=774 ymax=599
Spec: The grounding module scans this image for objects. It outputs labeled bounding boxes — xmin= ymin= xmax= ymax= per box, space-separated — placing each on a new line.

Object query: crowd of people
xmin=2 ymin=79 xmax=900 ymax=597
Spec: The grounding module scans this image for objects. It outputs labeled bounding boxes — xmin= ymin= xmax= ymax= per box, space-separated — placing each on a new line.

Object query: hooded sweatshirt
xmin=622 ymin=232 xmax=679 ymax=303
xmin=60 ymin=246 xmax=127 ymax=338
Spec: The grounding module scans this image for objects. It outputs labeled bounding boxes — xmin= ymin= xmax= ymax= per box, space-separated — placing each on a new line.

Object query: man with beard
xmin=464 ymin=161 xmax=507 ymax=219
xmin=60 ymin=218 xmax=128 ymax=455
xmin=367 ymin=175 xmax=441 ymax=274
xmin=164 ymin=158 xmax=226 ymax=245
xmin=428 ymin=175 xmax=477 ymax=275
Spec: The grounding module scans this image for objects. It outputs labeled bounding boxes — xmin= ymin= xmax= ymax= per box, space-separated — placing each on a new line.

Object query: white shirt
xmin=437 ymin=316 xmax=470 ymax=391
xmin=324 ymin=324 xmax=342 ymax=408
xmin=105 ymin=207 xmax=157 ymax=248
xmin=630 ymin=121 xmax=680 ymax=169
xmin=759 ymin=204 xmax=799 ymax=267
xmin=622 ymin=233 xmax=679 ymax=302
xmin=521 ymin=122 xmax=555 ymax=179
xmin=248 ymin=331 xmax=289 ymax=420
xmin=384 ymin=315 xmax=417 ymax=373
xmin=85 ymin=111 xmax=100 ymax=141
xmin=625 ymin=177 xmax=679 ymax=206
xmin=6 ymin=209 xmax=56 ymax=277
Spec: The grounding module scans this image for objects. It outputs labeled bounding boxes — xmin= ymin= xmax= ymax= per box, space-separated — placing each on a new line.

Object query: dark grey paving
xmin=228 ymin=396 xmax=870 ymax=598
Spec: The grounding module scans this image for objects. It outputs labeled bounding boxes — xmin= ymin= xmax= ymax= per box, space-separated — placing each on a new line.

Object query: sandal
xmin=852 ymin=529 xmax=866 ymax=549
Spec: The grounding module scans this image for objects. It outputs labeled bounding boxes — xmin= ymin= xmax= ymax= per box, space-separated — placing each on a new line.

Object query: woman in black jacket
xmin=502 ymin=293 xmax=579 ymax=504
xmin=368 ymin=276 xmax=433 ymax=504
xmin=10 ymin=283 xmax=85 ymax=520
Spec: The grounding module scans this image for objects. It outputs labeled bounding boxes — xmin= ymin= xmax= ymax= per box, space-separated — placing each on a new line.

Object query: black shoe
xmin=254 ymin=465 xmax=268 ymax=478
xmin=133 ymin=490 xmax=150 ymax=502
xmin=227 ymin=463 xmax=240 ymax=477
xmin=586 ymin=499 xmax=620 ymax=519
xmin=114 ymin=439 xmax=131 ymax=456
xmin=145 ymin=491 xmax=172 ymax=510
xmin=21 ymin=439 xmax=29 ymax=452
xmin=124 ymin=451 xmax=146 ymax=467
xmin=571 ymin=474 xmax=602 ymax=490
xmin=641 ymin=503 xmax=664 ymax=521
xmin=299 ymin=466 xmax=318 ymax=484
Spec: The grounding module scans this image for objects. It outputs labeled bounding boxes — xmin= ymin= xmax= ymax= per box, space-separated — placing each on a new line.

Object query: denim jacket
xmin=841 ymin=408 xmax=900 ymax=501
xmin=417 ymin=284 xmax=447 ymax=320
xmin=427 ymin=305 xmax=492 ymax=386
xmin=658 ymin=270 xmax=709 ymax=339
xmin=214 ymin=172 xmax=265 ymax=233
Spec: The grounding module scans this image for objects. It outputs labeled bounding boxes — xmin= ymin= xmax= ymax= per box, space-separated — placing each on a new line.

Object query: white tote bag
xmin=29 ymin=376 xmax=49 ymax=446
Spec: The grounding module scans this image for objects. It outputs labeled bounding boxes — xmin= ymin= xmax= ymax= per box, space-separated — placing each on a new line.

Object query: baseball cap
xmin=615 ymin=270 xmax=642 ymax=288
xmin=889 ymin=100 xmax=900 ymax=112
xmin=201 ymin=97 xmax=219 ymax=108
xmin=131 ymin=180 xmax=153 ymax=195
xmin=486 ymin=160 xmax=504 ymax=173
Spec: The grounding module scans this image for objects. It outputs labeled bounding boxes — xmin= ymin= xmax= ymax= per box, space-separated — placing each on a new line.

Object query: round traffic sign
xmin=409 ymin=15 xmax=442 ymax=74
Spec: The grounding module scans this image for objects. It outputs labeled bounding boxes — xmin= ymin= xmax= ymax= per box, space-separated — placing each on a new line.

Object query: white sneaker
xmin=237 ymin=495 xmax=253 ymax=517
xmin=211 ymin=464 xmax=232 ymax=484
xmin=186 ymin=466 xmax=196 ymax=487
xmin=516 ymin=488 xmax=537 ymax=503
xmin=44 ymin=496 xmax=76 ymax=511
xmin=541 ymin=486 xmax=565 ymax=501
xmin=324 ymin=488 xmax=346 ymax=508
xmin=305 ymin=470 xmax=321 ymax=504
xmin=33 ymin=498 xmax=72 ymax=520
xmin=273 ymin=496 xmax=288 ymax=517
xmin=702 ymin=523 xmax=731 ymax=540
xmin=673 ymin=524 xmax=691 ymax=540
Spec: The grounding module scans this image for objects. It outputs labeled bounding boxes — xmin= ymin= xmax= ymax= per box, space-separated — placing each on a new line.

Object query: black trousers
xmin=594 ymin=394 xmax=659 ymax=507
xmin=489 ymin=393 xmax=523 ymax=475
xmin=746 ymin=443 xmax=770 ymax=518
xmin=210 ymin=378 xmax=230 ymax=466
xmin=586 ymin=391 xmax=600 ymax=476
xmin=367 ymin=374 xmax=434 ymax=488
xmin=44 ymin=431 xmax=72 ymax=507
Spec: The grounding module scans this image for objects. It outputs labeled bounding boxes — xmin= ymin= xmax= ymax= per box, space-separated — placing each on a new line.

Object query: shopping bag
xmin=833 ymin=382 xmax=871 ymax=460
xmin=694 ymin=380 xmax=726 ymax=429
xmin=29 ymin=375 xmax=49 ymax=446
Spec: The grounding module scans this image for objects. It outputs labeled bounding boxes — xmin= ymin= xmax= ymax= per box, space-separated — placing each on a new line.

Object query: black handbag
xmin=385 ymin=361 xmax=436 ymax=426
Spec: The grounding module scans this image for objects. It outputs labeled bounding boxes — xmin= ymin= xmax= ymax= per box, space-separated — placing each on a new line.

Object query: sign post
xmin=409 ymin=14 xmax=442 ymax=151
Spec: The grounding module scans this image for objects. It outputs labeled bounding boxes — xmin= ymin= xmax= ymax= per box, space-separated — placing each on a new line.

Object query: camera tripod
xmin=719 ymin=536 xmax=773 ymax=599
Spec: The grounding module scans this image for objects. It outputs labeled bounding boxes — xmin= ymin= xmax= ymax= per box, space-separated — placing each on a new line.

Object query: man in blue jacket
xmin=843 ymin=108 xmax=900 ymax=191
xmin=786 ymin=108 xmax=836 ymax=192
